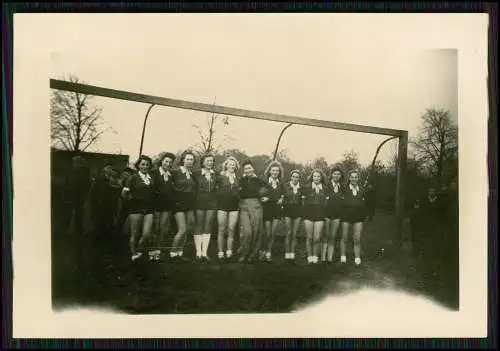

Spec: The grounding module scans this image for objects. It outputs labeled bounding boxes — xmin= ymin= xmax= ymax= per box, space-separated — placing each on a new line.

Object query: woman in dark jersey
xmin=322 ymin=167 xmax=344 ymax=264
xmin=169 ymin=150 xmax=197 ymax=262
xmin=237 ymin=160 xmax=270 ymax=263
xmin=302 ymin=169 xmax=328 ymax=265
xmin=340 ymin=170 xmax=366 ymax=265
xmin=262 ymin=161 xmax=285 ymax=262
xmin=281 ymin=169 xmax=303 ymax=263
xmin=122 ymin=155 xmax=156 ymax=262
xmin=216 ymin=156 xmax=240 ymax=262
xmin=193 ymin=154 xmax=218 ymax=262
xmin=151 ymin=152 xmax=176 ymax=261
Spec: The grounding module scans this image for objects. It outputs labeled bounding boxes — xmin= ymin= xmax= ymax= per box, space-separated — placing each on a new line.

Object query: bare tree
xmin=191 ymin=98 xmax=231 ymax=154
xmin=411 ymin=108 xmax=458 ymax=184
xmin=51 ymin=74 xmax=111 ymax=152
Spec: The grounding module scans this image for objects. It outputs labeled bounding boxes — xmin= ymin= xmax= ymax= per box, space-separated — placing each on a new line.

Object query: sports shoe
xmin=340 ymin=255 xmax=347 ymax=264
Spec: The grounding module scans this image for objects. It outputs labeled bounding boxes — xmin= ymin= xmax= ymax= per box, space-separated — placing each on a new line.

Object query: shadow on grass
xmin=52 ymin=214 xmax=459 ymax=314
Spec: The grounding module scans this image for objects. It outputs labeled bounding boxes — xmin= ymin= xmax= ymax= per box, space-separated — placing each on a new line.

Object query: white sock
xmin=265 ymin=251 xmax=271 ymax=259
xmin=202 ymin=234 xmax=211 ymax=257
xmin=218 ymin=251 xmax=225 ymax=258
xmin=340 ymin=255 xmax=347 ymax=263
xmin=354 ymin=257 xmax=362 ymax=265
xmin=285 ymin=253 xmax=290 ymax=259
xmin=290 ymin=253 xmax=295 ymax=259
xmin=194 ymin=234 xmax=202 ymax=257
xmin=177 ymin=250 xmax=183 ymax=257
xmin=170 ymin=251 xmax=178 ymax=258
xmin=307 ymin=256 xmax=312 ymax=263
xmin=313 ymin=256 xmax=318 ymax=263
xmin=226 ymin=249 xmax=232 ymax=258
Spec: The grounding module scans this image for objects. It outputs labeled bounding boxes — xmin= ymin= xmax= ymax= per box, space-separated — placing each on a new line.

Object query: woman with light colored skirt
xmin=340 ymin=169 xmax=366 ymax=266
xmin=216 ymin=156 xmax=240 ymax=262
xmin=281 ymin=169 xmax=303 ymax=263
xmin=193 ymin=153 xmax=218 ymax=263
xmin=169 ymin=150 xmax=197 ymax=263
xmin=302 ymin=169 xmax=328 ymax=265
xmin=322 ymin=167 xmax=345 ymax=264
xmin=122 ymin=155 xmax=156 ymax=262
xmin=261 ymin=160 xmax=285 ymax=262
xmin=151 ymin=152 xmax=176 ymax=261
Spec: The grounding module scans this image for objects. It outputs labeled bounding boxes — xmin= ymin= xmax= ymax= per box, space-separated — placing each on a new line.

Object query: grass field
xmin=51 ymin=212 xmax=459 ymax=314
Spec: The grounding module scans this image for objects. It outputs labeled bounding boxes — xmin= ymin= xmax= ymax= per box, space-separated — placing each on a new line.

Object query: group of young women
xmin=122 ymin=150 xmax=368 ymax=266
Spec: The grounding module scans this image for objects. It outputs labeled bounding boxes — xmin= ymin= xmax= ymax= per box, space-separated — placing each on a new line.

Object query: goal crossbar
xmin=50 ymin=79 xmax=406 ymax=137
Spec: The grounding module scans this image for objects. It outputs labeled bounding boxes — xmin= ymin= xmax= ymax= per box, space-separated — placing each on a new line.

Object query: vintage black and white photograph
xmin=13 ymin=13 xmax=489 ymax=338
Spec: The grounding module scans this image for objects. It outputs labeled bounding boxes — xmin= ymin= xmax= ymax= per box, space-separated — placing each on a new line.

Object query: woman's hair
xmin=178 ymin=150 xmax=196 ymax=166
xmin=134 ymin=155 xmax=153 ymax=171
xmin=200 ymin=153 xmax=215 ymax=168
xmin=264 ymin=160 xmax=284 ymax=180
xmin=241 ymin=159 xmax=254 ymax=169
xmin=289 ymin=168 xmax=301 ymax=179
xmin=346 ymin=169 xmax=361 ymax=184
xmin=158 ymin=152 xmax=176 ymax=166
xmin=221 ymin=156 xmax=240 ymax=173
xmin=307 ymin=168 xmax=327 ymax=184
xmin=329 ymin=166 xmax=344 ymax=181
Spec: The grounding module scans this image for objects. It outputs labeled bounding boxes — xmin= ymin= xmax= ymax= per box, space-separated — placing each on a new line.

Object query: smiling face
xmin=290 ymin=172 xmax=300 ymax=185
xmin=183 ymin=154 xmax=195 ymax=169
xmin=138 ymin=159 xmax=150 ymax=174
xmin=226 ymin=160 xmax=236 ymax=173
xmin=332 ymin=170 xmax=342 ymax=183
xmin=349 ymin=171 xmax=359 ymax=185
xmin=270 ymin=166 xmax=280 ymax=179
xmin=203 ymin=156 xmax=214 ymax=170
xmin=312 ymin=171 xmax=322 ymax=184
xmin=161 ymin=156 xmax=173 ymax=171
xmin=243 ymin=164 xmax=255 ymax=177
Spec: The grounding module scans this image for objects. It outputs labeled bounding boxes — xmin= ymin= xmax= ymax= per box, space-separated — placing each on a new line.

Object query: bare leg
xmin=159 ymin=211 xmax=171 ymax=248
xmin=284 ymin=217 xmax=292 ymax=256
xmin=313 ymin=221 xmax=325 ymax=262
xmin=138 ymin=213 xmax=154 ymax=251
xmin=353 ymin=222 xmax=363 ymax=262
xmin=263 ymin=221 xmax=271 ymax=257
xmin=171 ymin=212 xmax=187 ymax=257
xmin=304 ymin=220 xmax=314 ymax=262
xmin=217 ymin=211 xmax=228 ymax=257
xmin=266 ymin=219 xmax=279 ymax=258
xmin=340 ymin=222 xmax=350 ymax=262
xmin=327 ymin=219 xmax=340 ymax=262
xmin=291 ymin=217 xmax=301 ymax=258
xmin=321 ymin=219 xmax=329 ymax=261
xmin=226 ymin=211 xmax=239 ymax=257
xmin=129 ymin=214 xmax=143 ymax=257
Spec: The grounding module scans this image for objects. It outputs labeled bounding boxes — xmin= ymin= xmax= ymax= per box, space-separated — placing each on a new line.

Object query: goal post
xmin=49 ymin=78 xmax=409 ymax=249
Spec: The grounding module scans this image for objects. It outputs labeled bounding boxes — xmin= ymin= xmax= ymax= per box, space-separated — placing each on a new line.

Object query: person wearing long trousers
xmin=237 ymin=160 xmax=270 ymax=263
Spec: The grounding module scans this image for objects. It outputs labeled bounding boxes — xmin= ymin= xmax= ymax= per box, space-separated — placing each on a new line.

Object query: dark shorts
xmin=128 ymin=199 xmax=155 ymax=215
xmin=303 ymin=204 xmax=326 ymax=222
xmin=155 ymin=193 xmax=175 ymax=212
xmin=173 ymin=191 xmax=196 ymax=213
xmin=263 ymin=202 xmax=282 ymax=221
xmin=282 ymin=204 xmax=302 ymax=219
xmin=341 ymin=206 xmax=365 ymax=224
xmin=325 ymin=203 xmax=343 ymax=220
xmin=196 ymin=193 xmax=218 ymax=211
xmin=218 ymin=195 xmax=240 ymax=212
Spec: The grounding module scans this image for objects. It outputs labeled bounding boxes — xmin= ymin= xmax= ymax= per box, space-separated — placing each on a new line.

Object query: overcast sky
xmin=49 ymin=14 xmax=458 ymax=166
